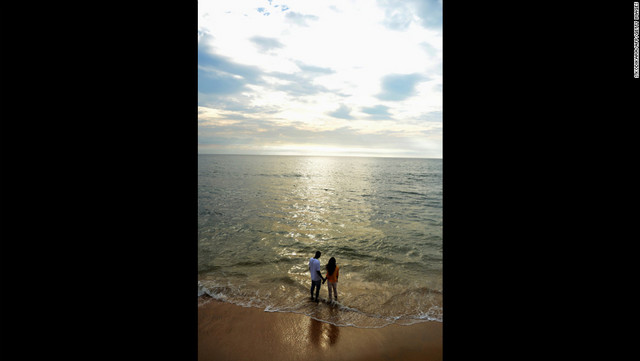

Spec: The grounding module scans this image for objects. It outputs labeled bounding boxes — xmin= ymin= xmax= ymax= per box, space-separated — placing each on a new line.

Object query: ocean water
xmin=197 ymin=154 xmax=442 ymax=328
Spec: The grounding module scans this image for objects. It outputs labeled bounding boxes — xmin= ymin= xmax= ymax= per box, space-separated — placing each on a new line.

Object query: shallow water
xmin=198 ymin=154 xmax=442 ymax=327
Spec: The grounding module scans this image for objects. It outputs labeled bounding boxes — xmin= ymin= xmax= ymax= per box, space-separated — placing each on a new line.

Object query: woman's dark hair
xmin=326 ymin=257 xmax=337 ymax=276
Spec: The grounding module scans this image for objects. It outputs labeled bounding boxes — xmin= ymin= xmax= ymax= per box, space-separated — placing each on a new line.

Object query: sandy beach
xmin=198 ymin=298 xmax=442 ymax=361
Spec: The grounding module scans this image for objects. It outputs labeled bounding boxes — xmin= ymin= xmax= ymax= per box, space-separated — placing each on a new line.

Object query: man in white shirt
xmin=309 ymin=251 xmax=326 ymax=303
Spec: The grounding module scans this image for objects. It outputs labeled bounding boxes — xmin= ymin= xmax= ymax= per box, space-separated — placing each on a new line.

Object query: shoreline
xmin=198 ymin=297 xmax=442 ymax=361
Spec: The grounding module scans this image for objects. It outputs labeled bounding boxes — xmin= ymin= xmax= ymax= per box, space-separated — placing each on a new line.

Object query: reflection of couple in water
xmin=308 ymin=251 xmax=340 ymax=303
xmin=308 ymin=317 xmax=340 ymax=347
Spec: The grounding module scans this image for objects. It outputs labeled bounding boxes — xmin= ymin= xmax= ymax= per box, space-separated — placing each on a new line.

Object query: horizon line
xmin=197 ymin=152 xmax=442 ymax=160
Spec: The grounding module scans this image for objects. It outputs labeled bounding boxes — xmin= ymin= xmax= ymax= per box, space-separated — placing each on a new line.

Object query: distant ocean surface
xmin=197 ymin=154 xmax=442 ymax=328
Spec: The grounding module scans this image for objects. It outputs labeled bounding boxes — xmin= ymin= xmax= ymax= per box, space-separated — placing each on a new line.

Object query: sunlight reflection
xmin=289 ymin=156 xmax=380 ymax=244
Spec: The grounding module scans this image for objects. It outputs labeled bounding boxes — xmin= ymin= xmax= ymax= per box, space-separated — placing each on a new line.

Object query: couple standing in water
xmin=308 ymin=251 xmax=339 ymax=303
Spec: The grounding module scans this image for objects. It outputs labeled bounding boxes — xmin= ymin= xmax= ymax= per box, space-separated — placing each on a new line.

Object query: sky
xmin=198 ymin=0 xmax=442 ymax=158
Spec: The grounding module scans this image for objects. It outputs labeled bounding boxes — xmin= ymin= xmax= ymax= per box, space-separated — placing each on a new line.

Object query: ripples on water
xmin=198 ymin=155 xmax=442 ymax=327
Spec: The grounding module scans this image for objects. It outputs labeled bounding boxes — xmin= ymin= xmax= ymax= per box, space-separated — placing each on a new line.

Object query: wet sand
xmin=198 ymin=298 xmax=442 ymax=361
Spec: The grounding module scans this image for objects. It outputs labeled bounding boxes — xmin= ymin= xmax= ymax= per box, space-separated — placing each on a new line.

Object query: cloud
xmin=198 ymin=49 xmax=262 ymax=83
xmin=377 ymin=73 xmax=426 ymax=101
xmin=380 ymin=2 xmax=413 ymax=31
xmin=266 ymin=62 xmax=336 ymax=97
xmin=420 ymin=110 xmax=442 ymax=123
xmin=285 ymin=11 xmax=319 ymax=27
xmin=250 ymin=36 xmax=284 ymax=52
xmin=420 ymin=42 xmax=437 ymax=57
xmin=378 ymin=0 xmax=442 ymax=30
xmin=256 ymin=7 xmax=271 ymax=16
xmin=198 ymin=69 xmax=246 ymax=95
xmin=269 ymin=71 xmax=333 ymax=97
xmin=413 ymin=0 xmax=442 ymax=29
xmin=198 ymin=97 xmax=282 ymax=117
xmin=198 ymin=42 xmax=264 ymax=96
xmin=361 ymin=105 xmax=393 ymax=120
xmin=295 ymin=62 xmax=335 ymax=74
xmin=198 ymin=120 xmax=442 ymax=157
xmin=328 ymin=104 xmax=355 ymax=120
xmin=275 ymin=80 xmax=330 ymax=96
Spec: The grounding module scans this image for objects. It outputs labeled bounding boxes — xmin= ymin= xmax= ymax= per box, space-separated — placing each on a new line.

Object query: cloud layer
xmin=198 ymin=0 xmax=442 ymax=158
